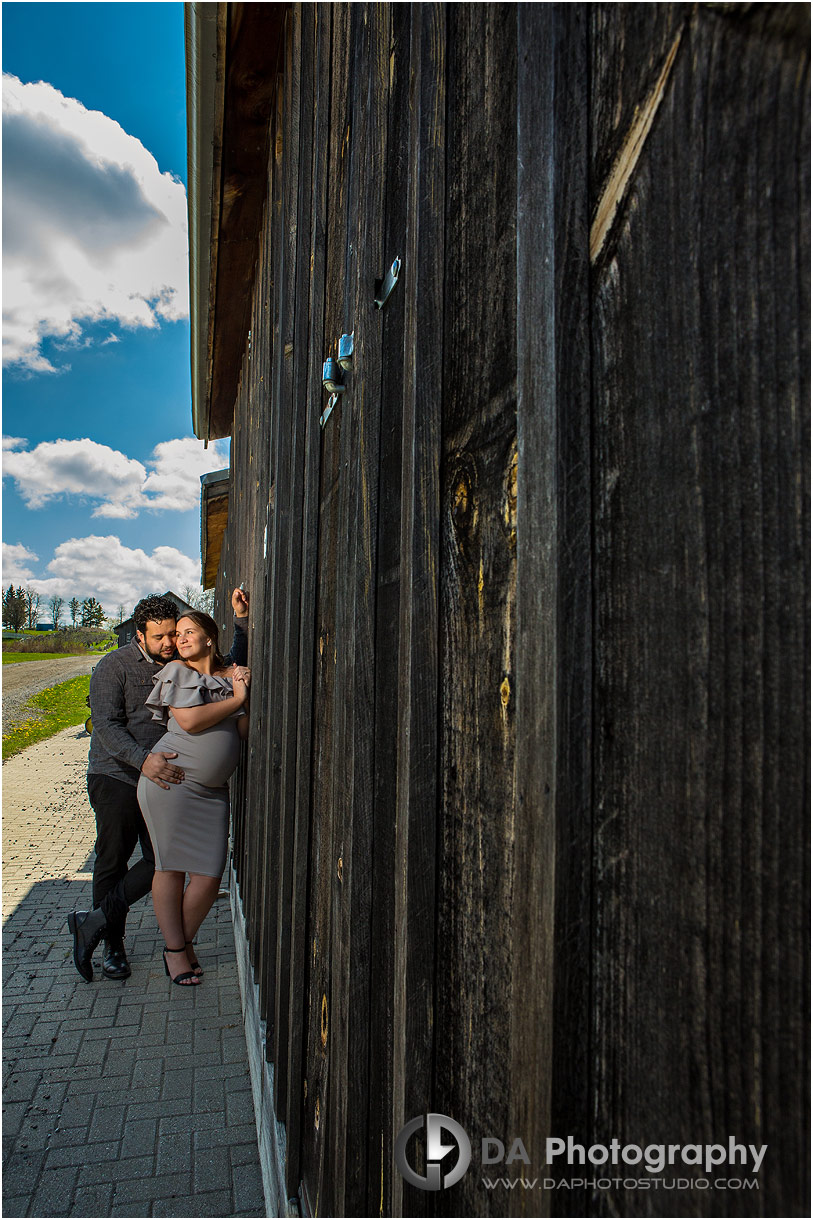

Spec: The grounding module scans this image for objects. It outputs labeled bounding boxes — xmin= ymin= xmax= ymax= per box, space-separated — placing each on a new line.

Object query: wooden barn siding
xmin=213 ymin=5 xmax=809 ymax=1217
xmin=588 ymin=7 xmax=810 ymax=1218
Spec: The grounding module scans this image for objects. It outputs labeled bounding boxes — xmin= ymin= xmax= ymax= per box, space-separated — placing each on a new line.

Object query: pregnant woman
xmin=137 ymin=611 xmax=250 ymax=986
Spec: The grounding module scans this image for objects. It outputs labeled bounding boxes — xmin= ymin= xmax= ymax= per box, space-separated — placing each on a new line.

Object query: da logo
xmin=394 ymin=1113 xmax=472 ymax=1190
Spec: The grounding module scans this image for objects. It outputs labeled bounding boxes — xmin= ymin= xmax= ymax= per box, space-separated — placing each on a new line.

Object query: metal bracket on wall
xmin=374 ymin=256 xmax=401 ymax=309
xmin=320 ymin=393 xmax=339 ymax=428
xmin=320 ymin=356 xmax=345 ymax=429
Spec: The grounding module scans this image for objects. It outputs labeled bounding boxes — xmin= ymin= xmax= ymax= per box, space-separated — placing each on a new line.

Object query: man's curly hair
xmin=133 ymin=595 xmax=180 ymax=635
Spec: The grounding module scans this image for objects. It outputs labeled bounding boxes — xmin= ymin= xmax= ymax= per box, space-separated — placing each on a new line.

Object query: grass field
xmin=2 ymin=652 xmax=82 ymax=665
xmin=2 ymin=675 xmax=91 ymax=760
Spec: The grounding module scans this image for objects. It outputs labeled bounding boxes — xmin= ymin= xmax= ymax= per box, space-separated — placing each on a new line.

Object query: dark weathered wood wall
xmin=214 ymin=4 xmax=809 ymax=1216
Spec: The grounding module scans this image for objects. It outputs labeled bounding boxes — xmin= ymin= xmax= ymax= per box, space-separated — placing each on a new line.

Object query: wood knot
xmin=337 ymin=856 xmax=343 ymax=882
xmin=504 ymin=444 xmax=517 ymax=547
xmin=500 ymin=676 xmax=511 ymax=709
xmin=314 ymin=1096 xmax=320 ymax=1130
xmin=453 ymin=473 xmax=471 ymax=530
xmin=450 ymin=457 xmax=478 ymax=540
xmin=321 ymin=993 xmax=328 ymax=1047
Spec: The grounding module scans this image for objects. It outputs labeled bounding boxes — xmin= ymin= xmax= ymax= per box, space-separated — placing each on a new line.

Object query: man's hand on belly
xmin=141 ymin=751 xmax=185 ymax=790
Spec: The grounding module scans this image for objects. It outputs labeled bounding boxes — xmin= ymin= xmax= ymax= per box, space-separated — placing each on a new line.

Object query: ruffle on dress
xmin=145 ymin=660 xmax=246 ymax=725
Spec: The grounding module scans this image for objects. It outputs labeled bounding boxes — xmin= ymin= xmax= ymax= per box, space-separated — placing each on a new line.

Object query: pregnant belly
xmin=155 ymin=722 xmax=241 ymax=789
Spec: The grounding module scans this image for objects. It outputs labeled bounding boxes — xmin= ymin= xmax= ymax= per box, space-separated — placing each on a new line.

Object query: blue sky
xmin=2 ymin=2 xmax=228 ymax=617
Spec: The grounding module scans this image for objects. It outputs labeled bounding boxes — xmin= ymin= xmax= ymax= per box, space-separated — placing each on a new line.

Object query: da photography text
xmin=393 ymin=1114 xmax=767 ymax=1193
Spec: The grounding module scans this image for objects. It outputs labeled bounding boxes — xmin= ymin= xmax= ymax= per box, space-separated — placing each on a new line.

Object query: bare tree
xmin=115 ymin=603 xmax=127 ymax=625
xmin=49 ymin=594 xmax=65 ymax=628
xmin=182 ymin=585 xmax=215 ymax=616
xmin=24 ymin=587 xmax=41 ymax=629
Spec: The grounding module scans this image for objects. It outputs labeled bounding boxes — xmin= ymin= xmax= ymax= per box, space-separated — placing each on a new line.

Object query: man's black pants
xmin=87 ymin=774 xmax=155 ymax=940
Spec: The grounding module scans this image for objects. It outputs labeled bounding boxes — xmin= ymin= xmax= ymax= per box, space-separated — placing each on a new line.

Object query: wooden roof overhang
xmin=201 ymin=468 xmax=231 ymax=590
xmin=185 ymin=2 xmax=288 ymax=442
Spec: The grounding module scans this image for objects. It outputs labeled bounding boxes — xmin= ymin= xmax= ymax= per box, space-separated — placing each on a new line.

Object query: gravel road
xmin=2 ymin=654 xmax=100 ymax=734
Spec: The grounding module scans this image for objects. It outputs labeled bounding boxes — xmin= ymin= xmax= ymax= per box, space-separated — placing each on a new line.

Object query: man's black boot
xmin=102 ymin=936 xmax=131 ymax=980
xmin=67 ymin=908 xmax=107 ymax=982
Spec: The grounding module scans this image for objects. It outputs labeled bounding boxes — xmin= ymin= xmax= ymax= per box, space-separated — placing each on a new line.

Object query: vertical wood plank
xmin=332 ymin=4 xmax=393 ymax=1212
xmin=435 ymin=5 xmax=517 ymax=1216
xmin=513 ymin=7 xmax=592 ymax=1218
xmin=362 ymin=4 xmax=414 ymax=1216
xmin=301 ymin=5 xmax=352 ymax=1211
xmin=266 ymin=5 xmax=304 ymax=1115
xmin=285 ymin=0 xmax=329 ymax=1196
xmin=252 ymin=64 xmax=286 ymax=1007
xmin=391 ymin=4 xmax=445 ymax=1217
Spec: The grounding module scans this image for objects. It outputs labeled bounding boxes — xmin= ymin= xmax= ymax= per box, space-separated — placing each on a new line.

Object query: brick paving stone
xmin=155 ymin=1130 xmax=192 ymax=1176
xmin=45 ymin=1139 xmax=120 ymax=1169
xmin=113 ymin=1171 xmax=191 ymax=1205
xmin=233 ymin=1162 xmax=266 ymax=1213
xmin=161 ymin=1068 xmax=194 ymax=1101
xmin=119 ymin=1117 xmax=158 ymax=1161
xmin=192 ymin=1143 xmax=231 ymax=1193
xmin=88 ymin=1102 xmax=128 ymax=1143
xmin=72 ymin=1182 xmax=115 ymax=1216
xmin=2 ymin=727 xmax=265 ymax=1217
xmin=77 ymin=1155 xmax=155 ymax=1187
xmin=2 ymin=1194 xmax=30 ymax=1217
xmin=30 ymin=1166 xmax=81 ymax=1216
xmin=152 ymin=1190 xmax=233 ymax=1217
xmin=194 ymin=1121 xmax=258 ymax=1150
xmin=2 ymin=1101 xmax=29 ymax=1136
xmin=226 ymin=1088 xmax=257 ymax=1126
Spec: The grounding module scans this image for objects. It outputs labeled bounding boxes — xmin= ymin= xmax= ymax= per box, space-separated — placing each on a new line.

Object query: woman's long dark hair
xmin=177 ymin=611 xmax=226 ymax=671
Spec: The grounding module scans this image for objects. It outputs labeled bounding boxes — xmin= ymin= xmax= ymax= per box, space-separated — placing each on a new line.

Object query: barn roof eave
xmin=185 ymin=2 xmax=226 ymax=445
xmin=186 ymin=3 xmax=287 ymax=444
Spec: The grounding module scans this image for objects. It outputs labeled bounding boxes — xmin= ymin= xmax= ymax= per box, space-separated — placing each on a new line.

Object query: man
xmin=68 ymin=589 xmax=250 ymax=982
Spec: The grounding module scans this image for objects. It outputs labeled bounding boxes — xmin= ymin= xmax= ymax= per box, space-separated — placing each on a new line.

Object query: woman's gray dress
xmin=137 ymin=662 xmax=244 ymax=877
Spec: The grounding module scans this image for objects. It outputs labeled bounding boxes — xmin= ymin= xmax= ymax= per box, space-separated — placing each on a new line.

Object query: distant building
xmin=112 ymin=591 xmax=195 ymax=648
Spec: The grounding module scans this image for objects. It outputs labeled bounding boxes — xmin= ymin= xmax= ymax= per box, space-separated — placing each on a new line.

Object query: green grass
xmin=2 ymin=652 xmax=82 ymax=664
xmin=2 ymin=675 xmax=91 ymax=761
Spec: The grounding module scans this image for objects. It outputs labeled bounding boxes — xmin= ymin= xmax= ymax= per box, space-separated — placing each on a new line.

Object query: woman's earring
xmin=206 ymin=641 xmax=212 ymax=648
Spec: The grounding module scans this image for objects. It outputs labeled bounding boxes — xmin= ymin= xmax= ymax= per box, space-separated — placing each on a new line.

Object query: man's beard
xmin=145 ymin=643 xmax=176 ymax=662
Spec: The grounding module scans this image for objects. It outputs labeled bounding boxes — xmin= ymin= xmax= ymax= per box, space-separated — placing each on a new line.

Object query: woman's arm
xmin=170 ymin=674 xmax=249 ymax=735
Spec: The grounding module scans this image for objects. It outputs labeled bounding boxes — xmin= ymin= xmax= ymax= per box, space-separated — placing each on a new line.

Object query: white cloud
xmin=2 ymin=74 xmax=189 ymax=372
xmin=140 ymin=438 xmax=229 ymax=512
xmin=2 ymin=436 xmax=27 ymax=450
xmin=3 ymin=436 xmax=228 ymax=519
xmin=3 ymin=535 xmax=201 ymax=615
xmin=2 ymin=541 xmax=39 ymax=584
xmin=4 ymin=438 xmax=147 ymax=515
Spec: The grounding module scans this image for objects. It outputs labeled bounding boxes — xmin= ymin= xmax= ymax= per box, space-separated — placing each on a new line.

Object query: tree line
xmin=2 ymin=587 xmax=105 ymax=631
xmin=2 ymin=584 xmax=214 ymax=633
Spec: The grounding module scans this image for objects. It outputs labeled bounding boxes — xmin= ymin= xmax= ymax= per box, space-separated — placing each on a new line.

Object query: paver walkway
xmin=2 ymin=725 xmax=266 ymax=1218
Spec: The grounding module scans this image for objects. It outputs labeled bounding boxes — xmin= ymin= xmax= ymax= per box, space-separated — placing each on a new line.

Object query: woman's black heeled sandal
xmin=185 ymin=941 xmax=203 ymax=975
xmin=163 ymin=946 xmax=201 ymax=986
